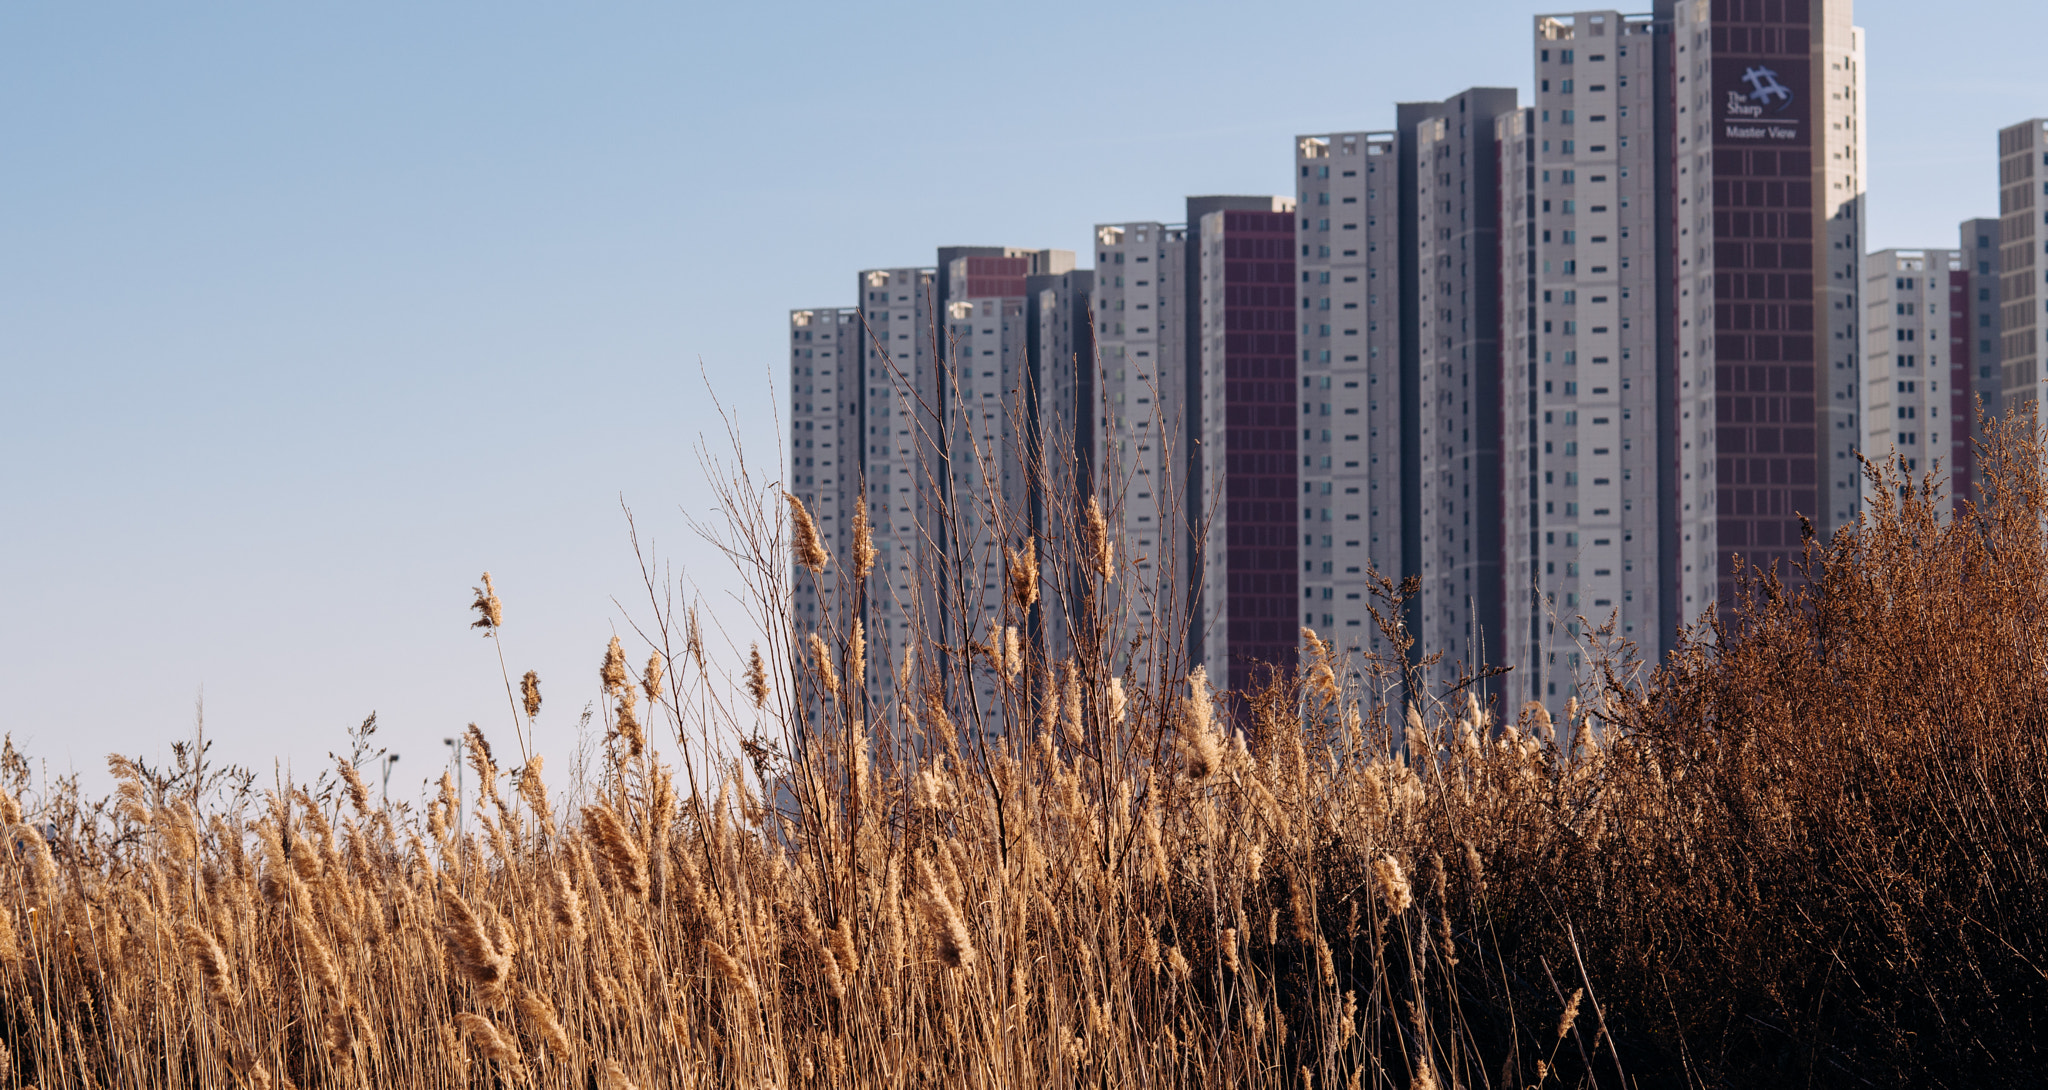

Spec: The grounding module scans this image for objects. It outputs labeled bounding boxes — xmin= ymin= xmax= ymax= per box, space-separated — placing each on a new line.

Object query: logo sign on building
xmin=1714 ymin=55 xmax=1808 ymax=144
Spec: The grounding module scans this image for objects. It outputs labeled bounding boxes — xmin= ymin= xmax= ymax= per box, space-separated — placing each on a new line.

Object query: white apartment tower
xmin=1505 ymin=12 xmax=1673 ymax=710
xmin=1294 ymin=132 xmax=1405 ymax=658
xmin=1093 ymin=222 xmax=1193 ymax=642
xmin=853 ymin=267 xmax=938 ymax=719
xmin=789 ymin=306 xmax=860 ymax=622
xmin=788 ymin=306 xmax=861 ymax=728
xmin=937 ymin=247 xmax=1075 ymax=713
xmin=1861 ymin=250 xmax=1962 ymax=516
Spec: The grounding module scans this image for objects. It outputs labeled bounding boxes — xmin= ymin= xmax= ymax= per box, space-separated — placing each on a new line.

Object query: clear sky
xmin=2 ymin=1 xmax=2041 ymax=799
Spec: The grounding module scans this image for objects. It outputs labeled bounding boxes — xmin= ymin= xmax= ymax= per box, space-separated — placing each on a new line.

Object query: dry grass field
xmin=1 ymin=395 xmax=2044 ymax=1089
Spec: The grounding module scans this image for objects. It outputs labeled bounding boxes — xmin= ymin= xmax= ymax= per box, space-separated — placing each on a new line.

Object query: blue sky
xmin=1 ymin=1 xmax=2039 ymax=798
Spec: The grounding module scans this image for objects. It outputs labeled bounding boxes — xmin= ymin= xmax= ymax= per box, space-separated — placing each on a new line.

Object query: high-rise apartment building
xmin=789 ymin=303 xmax=861 ymax=616
xmin=1093 ymin=222 xmax=1193 ymax=641
xmin=1861 ymin=249 xmax=1961 ymax=515
xmin=1293 ymin=132 xmax=1405 ymax=657
xmin=937 ymin=248 xmax=1076 ymax=712
xmin=1997 ymin=121 xmax=2048 ymax=447
xmin=1192 ymin=197 xmax=1299 ymax=702
xmin=1671 ymin=0 xmax=1865 ymax=610
xmin=852 ymin=267 xmax=938 ymax=718
xmin=1399 ymin=88 xmax=1519 ymax=691
xmin=788 ymin=305 xmax=862 ymax=728
xmin=1027 ymin=265 xmax=1097 ymax=664
xmin=792 ymin=250 xmax=1081 ymax=737
xmin=1958 ymin=218 xmax=2003 ymax=500
xmin=791 ymin=0 xmax=1889 ymax=726
xmin=1505 ymin=12 xmax=1674 ymax=710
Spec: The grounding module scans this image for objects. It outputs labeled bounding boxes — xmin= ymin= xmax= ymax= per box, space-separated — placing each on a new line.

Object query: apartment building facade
xmin=1399 ymin=88 xmax=1519 ymax=693
xmin=851 ymin=268 xmax=938 ymax=720
xmin=1997 ymin=120 xmax=2048 ymax=454
xmin=789 ymin=304 xmax=861 ymax=623
xmin=1504 ymin=12 xmax=1676 ymax=710
xmin=1860 ymin=249 xmax=1962 ymax=516
xmin=1671 ymin=0 xmax=1865 ymax=610
xmin=1193 ymin=198 xmax=1300 ymax=702
xmin=1093 ymin=222 xmax=1193 ymax=642
xmin=936 ymin=249 xmax=1075 ymax=714
xmin=1958 ymin=218 xmax=2003 ymax=501
xmin=1027 ymin=266 xmax=1096 ymax=665
xmin=1293 ymin=132 xmax=1405 ymax=658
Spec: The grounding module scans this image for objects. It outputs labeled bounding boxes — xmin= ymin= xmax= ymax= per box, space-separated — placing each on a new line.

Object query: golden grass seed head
xmin=1373 ymin=854 xmax=1413 ymax=915
xmin=441 ymin=885 xmax=512 ymax=992
xmin=641 ymin=651 xmax=663 ymax=702
xmin=600 ymin=636 xmax=631 ymax=695
xmin=458 ymin=1012 xmax=523 ymax=1068
xmin=181 ymin=919 xmax=241 ymax=1008
xmin=1165 ymin=943 xmax=1192 ymax=982
xmin=604 ymin=1059 xmax=644 ymax=1090
xmin=917 ymin=854 xmax=977 ymax=971
xmin=1083 ymin=496 xmax=1114 ymax=583
xmin=469 ymin=572 xmax=503 ymax=631
xmin=809 ymin=632 xmax=841 ymax=701
xmin=707 ymin=939 xmax=760 ymax=1000
xmin=294 ymin=915 xmax=346 ymax=1000
xmin=614 ymin=689 xmax=644 ymax=757
xmin=464 ymin=724 xmax=500 ymax=804
xmin=581 ymin=803 xmax=649 ymax=900
xmin=1557 ymin=987 xmax=1584 ymax=1041
xmin=852 ymin=496 xmax=877 ymax=579
xmin=1179 ymin=668 xmax=1222 ymax=780
xmin=1059 ymin=661 xmax=1083 ymax=745
xmin=334 ymin=757 xmax=370 ymax=815
xmin=1003 ymin=626 xmax=1023 ymax=680
xmin=1462 ymin=840 xmax=1487 ymax=895
xmin=1006 ymin=537 xmax=1039 ymax=609
xmin=520 ymin=669 xmax=542 ymax=718
xmin=848 ymin=620 xmax=866 ymax=689
xmin=746 ymin=643 xmax=771 ymax=709
xmin=830 ymin=913 xmax=858 ymax=981
xmin=786 ymin=491 xmax=830 ymax=574
xmin=518 ymin=988 xmax=574 ymax=1062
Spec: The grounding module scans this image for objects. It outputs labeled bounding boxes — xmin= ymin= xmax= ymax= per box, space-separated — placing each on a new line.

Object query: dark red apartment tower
xmin=1192 ymin=200 xmax=1298 ymax=705
xmin=1668 ymin=0 xmax=1863 ymax=608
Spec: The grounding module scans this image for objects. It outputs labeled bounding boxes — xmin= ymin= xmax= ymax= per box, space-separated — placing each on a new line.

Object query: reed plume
xmin=470 ymin=572 xmax=503 ymax=631
xmin=746 ymin=643 xmax=770 ymax=708
xmin=181 ymin=920 xmax=240 ymax=1008
xmin=521 ymin=669 xmax=542 ymax=717
xmin=787 ymin=491 xmax=829 ymax=573
xmin=852 ymin=495 xmax=876 ymax=579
